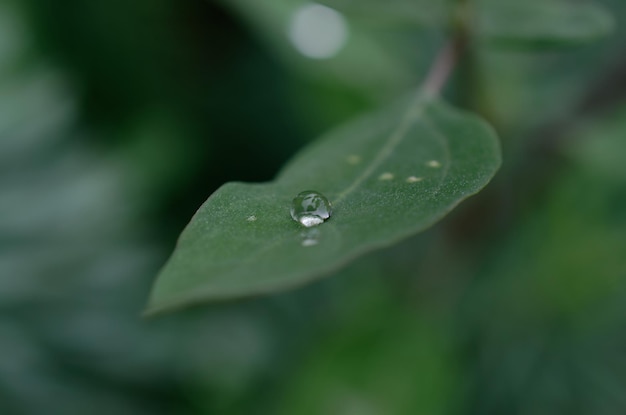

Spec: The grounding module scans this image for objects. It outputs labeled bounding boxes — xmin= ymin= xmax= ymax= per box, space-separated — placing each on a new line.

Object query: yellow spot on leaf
xmin=347 ymin=154 xmax=361 ymax=165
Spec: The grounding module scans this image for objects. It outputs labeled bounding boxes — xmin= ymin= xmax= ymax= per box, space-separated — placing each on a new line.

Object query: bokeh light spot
xmin=288 ymin=3 xmax=348 ymax=59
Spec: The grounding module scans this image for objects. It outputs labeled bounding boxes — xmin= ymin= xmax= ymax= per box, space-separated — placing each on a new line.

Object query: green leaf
xmin=478 ymin=0 xmax=615 ymax=48
xmin=318 ymin=0 xmax=613 ymax=49
xmin=315 ymin=0 xmax=449 ymax=28
xmin=145 ymin=95 xmax=501 ymax=315
xmin=219 ymin=0 xmax=420 ymax=96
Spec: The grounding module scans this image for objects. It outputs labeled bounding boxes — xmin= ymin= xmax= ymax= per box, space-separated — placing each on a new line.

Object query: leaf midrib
xmin=334 ymin=95 xmax=426 ymax=205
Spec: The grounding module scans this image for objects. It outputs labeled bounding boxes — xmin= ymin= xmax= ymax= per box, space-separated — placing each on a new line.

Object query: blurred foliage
xmin=1 ymin=0 xmax=626 ymax=414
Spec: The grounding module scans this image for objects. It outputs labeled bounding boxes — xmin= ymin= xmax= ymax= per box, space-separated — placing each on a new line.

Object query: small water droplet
xmin=346 ymin=154 xmax=361 ymax=165
xmin=379 ymin=172 xmax=394 ymax=181
xmin=246 ymin=215 xmax=257 ymax=222
xmin=290 ymin=190 xmax=332 ymax=227
xmin=406 ymin=176 xmax=422 ymax=183
xmin=426 ymin=160 xmax=441 ymax=168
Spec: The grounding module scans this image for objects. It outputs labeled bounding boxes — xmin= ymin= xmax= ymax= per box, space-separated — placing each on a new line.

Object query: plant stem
xmin=422 ymin=39 xmax=462 ymax=97
xmin=422 ymin=0 xmax=471 ymax=97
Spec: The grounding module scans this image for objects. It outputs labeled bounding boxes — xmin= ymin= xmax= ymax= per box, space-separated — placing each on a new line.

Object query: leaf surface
xmin=145 ymin=96 xmax=500 ymax=314
xmin=316 ymin=0 xmax=449 ymax=28
xmin=479 ymin=0 xmax=614 ymax=48
xmin=318 ymin=0 xmax=613 ymax=48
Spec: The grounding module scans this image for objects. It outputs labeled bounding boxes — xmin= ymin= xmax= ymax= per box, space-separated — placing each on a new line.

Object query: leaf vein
xmin=334 ymin=97 xmax=429 ymax=205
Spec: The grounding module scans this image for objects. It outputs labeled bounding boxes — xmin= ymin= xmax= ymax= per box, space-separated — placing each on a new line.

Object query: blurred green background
xmin=1 ymin=0 xmax=625 ymax=414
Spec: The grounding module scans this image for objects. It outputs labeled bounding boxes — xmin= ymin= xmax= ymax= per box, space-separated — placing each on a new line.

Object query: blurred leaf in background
xmin=0 ymin=0 xmax=312 ymax=413
xmin=2 ymin=0 xmax=626 ymax=415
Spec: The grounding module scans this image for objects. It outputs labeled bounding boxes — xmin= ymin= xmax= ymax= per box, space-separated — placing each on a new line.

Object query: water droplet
xmin=346 ymin=154 xmax=361 ymax=165
xmin=426 ymin=160 xmax=441 ymax=168
xmin=290 ymin=190 xmax=332 ymax=227
xmin=406 ymin=176 xmax=422 ymax=183
xmin=378 ymin=172 xmax=394 ymax=181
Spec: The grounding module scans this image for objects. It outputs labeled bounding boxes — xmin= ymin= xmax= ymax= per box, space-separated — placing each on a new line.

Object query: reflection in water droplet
xmin=246 ymin=215 xmax=257 ymax=222
xmin=426 ymin=160 xmax=441 ymax=168
xmin=301 ymin=228 xmax=320 ymax=247
xmin=290 ymin=190 xmax=332 ymax=227
xmin=379 ymin=172 xmax=394 ymax=181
